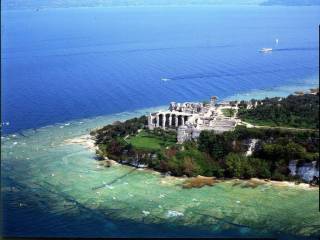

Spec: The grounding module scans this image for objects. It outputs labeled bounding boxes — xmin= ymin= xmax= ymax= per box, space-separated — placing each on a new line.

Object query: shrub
xmin=181 ymin=157 xmax=201 ymax=177
xmin=248 ymin=158 xmax=271 ymax=178
xmin=225 ymin=153 xmax=246 ymax=178
xmin=271 ymin=171 xmax=286 ymax=181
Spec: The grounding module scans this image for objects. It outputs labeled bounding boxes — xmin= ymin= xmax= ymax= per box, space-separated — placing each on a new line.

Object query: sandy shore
xmin=238 ymin=178 xmax=317 ymax=190
xmin=64 ymin=135 xmax=121 ymax=167
xmin=64 ymin=134 xmax=97 ymax=152
xmin=157 ymin=172 xmax=318 ymax=190
xmin=159 ymin=176 xmax=318 ymax=190
xmin=100 ymin=158 xmax=120 ymax=166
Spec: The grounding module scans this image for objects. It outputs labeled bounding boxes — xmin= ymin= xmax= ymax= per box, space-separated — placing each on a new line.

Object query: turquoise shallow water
xmin=1 ymin=85 xmax=319 ymax=238
xmin=224 ymin=76 xmax=318 ymax=101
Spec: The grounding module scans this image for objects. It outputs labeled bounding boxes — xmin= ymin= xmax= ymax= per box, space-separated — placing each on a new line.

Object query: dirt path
xmin=239 ymin=121 xmax=318 ymax=132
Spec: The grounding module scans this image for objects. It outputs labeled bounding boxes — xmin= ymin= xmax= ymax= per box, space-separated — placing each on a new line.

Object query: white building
xmin=147 ymin=96 xmax=237 ymax=143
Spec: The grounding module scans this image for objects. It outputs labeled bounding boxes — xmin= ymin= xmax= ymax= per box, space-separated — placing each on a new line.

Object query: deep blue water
xmin=1 ymin=5 xmax=319 ymax=134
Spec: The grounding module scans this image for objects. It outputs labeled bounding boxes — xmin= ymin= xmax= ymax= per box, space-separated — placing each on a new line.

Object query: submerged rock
xmin=166 ymin=210 xmax=184 ymax=218
xmin=142 ymin=210 xmax=150 ymax=216
xmin=182 ymin=176 xmax=217 ymax=189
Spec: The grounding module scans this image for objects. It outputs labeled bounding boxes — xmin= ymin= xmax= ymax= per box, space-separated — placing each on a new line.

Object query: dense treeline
xmin=91 ymin=116 xmax=148 ymax=160
xmin=92 ymin=118 xmax=319 ymax=183
xmin=202 ymin=127 xmax=319 ymax=181
xmin=92 ymin=116 xmax=147 ymax=144
xmin=152 ymin=126 xmax=319 ymax=181
xmin=238 ymin=94 xmax=319 ymax=129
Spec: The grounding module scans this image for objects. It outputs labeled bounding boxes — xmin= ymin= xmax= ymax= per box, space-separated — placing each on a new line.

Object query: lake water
xmin=1 ymin=5 xmax=320 ymax=239
xmin=1 ymin=5 xmax=319 ymax=134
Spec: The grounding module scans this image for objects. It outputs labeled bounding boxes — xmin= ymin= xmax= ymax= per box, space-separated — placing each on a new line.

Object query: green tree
xmin=225 ymin=153 xmax=245 ymax=178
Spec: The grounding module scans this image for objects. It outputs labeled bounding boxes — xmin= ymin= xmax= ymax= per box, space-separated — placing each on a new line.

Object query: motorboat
xmin=259 ymin=48 xmax=273 ymax=53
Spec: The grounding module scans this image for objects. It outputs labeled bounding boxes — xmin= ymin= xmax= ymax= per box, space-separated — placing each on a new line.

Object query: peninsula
xmin=90 ymin=89 xmax=319 ymax=185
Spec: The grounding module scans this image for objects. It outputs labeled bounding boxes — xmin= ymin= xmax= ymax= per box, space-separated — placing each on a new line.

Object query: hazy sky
xmin=1 ymin=0 xmax=269 ymax=10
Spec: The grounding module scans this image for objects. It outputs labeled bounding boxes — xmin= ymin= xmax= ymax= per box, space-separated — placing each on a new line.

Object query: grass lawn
xmin=126 ymin=130 xmax=176 ymax=151
xmin=240 ymin=116 xmax=317 ymax=129
xmin=221 ymin=108 xmax=236 ymax=118
xmin=240 ymin=117 xmax=280 ymax=127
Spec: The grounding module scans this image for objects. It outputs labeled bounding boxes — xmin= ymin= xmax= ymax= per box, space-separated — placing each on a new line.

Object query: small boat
xmin=259 ymin=48 xmax=273 ymax=53
xmin=161 ymin=78 xmax=171 ymax=82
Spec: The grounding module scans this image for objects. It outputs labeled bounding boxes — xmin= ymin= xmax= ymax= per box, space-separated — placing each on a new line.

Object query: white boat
xmin=259 ymin=47 xmax=273 ymax=53
xmin=161 ymin=78 xmax=170 ymax=82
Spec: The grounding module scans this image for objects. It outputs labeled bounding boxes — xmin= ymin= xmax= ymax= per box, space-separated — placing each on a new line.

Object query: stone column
xmin=182 ymin=116 xmax=185 ymax=126
xmin=175 ymin=115 xmax=178 ymax=127
xmin=148 ymin=114 xmax=151 ymax=124
xmin=156 ymin=114 xmax=159 ymax=128
xmin=169 ymin=114 xmax=172 ymax=127
xmin=148 ymin=114 xmax=153 ymax=130
xmin=162 ymin=114 xmax=166 ymax=129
